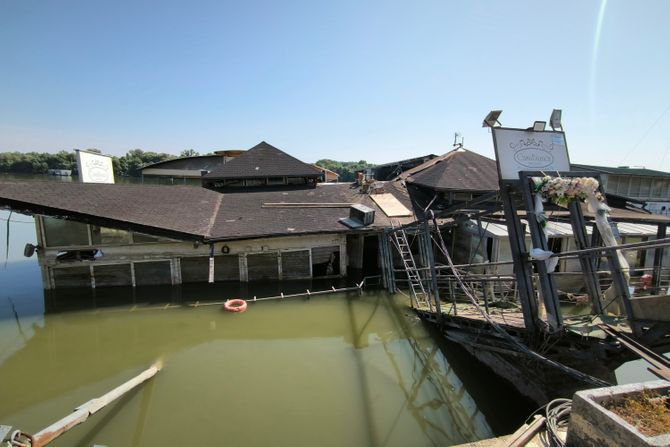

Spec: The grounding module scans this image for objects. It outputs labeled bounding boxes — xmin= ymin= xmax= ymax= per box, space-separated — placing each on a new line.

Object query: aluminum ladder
xmin=390 ymin=220 xmax=432 ymax=310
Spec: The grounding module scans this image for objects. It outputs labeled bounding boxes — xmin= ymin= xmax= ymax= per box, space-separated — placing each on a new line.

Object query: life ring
xmin=223 ymin=299 xmax=247 ymax=313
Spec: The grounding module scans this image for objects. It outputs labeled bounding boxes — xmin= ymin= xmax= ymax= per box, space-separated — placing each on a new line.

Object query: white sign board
xmin=76 ymin=150 xmax=115 ymax=184
xmin=492 ymin=128 xmax=571 ymax=180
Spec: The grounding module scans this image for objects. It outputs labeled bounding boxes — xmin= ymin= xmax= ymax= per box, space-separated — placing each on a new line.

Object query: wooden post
xmin=25 ymin=363 xmax=161 ymax=447
xmin=653 ymin=223 xmax=667 ymax=291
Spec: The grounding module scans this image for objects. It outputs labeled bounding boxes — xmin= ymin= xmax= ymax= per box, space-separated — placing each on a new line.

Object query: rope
xmin=429 ymin=211 xmax=611 ymax=388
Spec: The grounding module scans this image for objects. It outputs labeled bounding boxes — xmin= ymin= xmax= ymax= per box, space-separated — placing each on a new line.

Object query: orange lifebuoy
xmin=223 ymin=299 xmax=247 ymax=313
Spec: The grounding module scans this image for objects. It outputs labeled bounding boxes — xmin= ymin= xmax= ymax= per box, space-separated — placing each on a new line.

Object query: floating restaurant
xmin=1 ymin=114 xmax=670 ymax=446
xmin=0 ymin=141 xmax=414 ymax=290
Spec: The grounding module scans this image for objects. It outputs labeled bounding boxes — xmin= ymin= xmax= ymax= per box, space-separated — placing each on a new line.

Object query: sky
xmin=1 ymin=0 xmax=669 ymax=168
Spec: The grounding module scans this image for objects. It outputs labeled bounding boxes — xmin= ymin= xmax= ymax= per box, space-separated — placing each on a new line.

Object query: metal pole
xmin=567 ymin=200 xmax=604 ymax=314
xmin=519 ymin=172 xmax=562 ymax=331
xmin=653 ymin=224 xmax=667 ymax=291
xmin=500 ymin=183 xmax=539 ymax=336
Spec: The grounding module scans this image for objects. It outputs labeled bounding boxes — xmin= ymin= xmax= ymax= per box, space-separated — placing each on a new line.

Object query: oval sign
xmin=513 ymin=149 xmax=554 ymax=168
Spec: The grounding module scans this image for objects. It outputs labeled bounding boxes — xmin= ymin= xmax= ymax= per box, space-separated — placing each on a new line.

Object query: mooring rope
xmin=429 ymin=211 xmax=611 ymax=388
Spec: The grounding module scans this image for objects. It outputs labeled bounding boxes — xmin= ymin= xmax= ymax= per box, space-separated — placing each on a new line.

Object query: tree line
xmin=314 ymin=159 xmax=374 ymax=182
xmin=0 ymin=149 xmax=373 ymax=181
xmin=0 ymin=149 xmax=202 ymax=177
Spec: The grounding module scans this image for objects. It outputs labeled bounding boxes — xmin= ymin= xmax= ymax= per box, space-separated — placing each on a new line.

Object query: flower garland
xmin=533 ymin=176 xmax=603 ymax=207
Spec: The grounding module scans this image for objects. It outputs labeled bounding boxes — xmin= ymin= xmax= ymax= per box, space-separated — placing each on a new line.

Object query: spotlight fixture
xmin=482 ymin=110 xmax=502 ymax=128
xmin=533 ymin=121 xmax=546 ymax=132
xmin=550 ymin=109 xmax=562 ymax=130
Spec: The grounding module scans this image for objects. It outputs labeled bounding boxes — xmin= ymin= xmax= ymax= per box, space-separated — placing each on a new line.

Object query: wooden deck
xmin=418 ymin=302 xmax=527 ymax=330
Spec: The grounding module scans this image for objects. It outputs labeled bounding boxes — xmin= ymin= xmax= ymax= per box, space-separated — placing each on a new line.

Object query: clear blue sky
xmin=1 ymin=0 xmax=669 ymax=168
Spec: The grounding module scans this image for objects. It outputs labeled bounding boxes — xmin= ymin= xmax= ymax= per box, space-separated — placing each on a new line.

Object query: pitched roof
xmin=572 ymin=164 xmax=670 ymax=178
xmin=404 ymin=148 xmax=500 ymax=192
xmin=0 ymin=181 xmax=222 ymax=240
xmin=203 ymin=141 xmax=322 ymax=179
xmin=0 ymin=180 xmax=414 ymax=242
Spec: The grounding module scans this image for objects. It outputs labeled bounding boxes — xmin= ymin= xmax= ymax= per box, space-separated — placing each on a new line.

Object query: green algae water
xmin=0 ymin=286 xmax=503 ymax=447
xmin=0 ymin=207 xmax=531 ymax=446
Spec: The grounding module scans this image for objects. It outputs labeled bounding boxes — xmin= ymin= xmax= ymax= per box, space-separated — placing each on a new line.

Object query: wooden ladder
xmin=390 ymin=220 xmax=432 ymax=310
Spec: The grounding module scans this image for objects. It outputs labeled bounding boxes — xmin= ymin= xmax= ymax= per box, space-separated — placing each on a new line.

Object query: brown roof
xmin=203 ymin=141 xmax=322 ymax=180
xmin=403 ymin=148 xmax=500 ymax=192
xmin=0 ymin=180 xmax=414 ymax=242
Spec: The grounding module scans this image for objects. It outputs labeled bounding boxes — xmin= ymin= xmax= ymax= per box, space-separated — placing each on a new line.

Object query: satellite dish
xmin=24 ymin=243 xmax=36 ymax=258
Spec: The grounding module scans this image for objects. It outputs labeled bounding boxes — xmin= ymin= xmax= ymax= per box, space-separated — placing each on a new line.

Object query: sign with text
xmin=492 ymin=128 xmax=570 ymax=180
xmin=76 ymin=150 xmax=115 ymax=184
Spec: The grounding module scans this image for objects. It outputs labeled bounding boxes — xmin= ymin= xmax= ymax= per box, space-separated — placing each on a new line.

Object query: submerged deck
xmin=415 ymin=301 xmax=635 ymax=340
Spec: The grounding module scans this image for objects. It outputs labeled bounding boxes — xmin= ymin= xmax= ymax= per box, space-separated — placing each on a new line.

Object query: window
xmin=652 ymin=179 xmax=665 ymax=199
xmin=281 ymin=250 xmax=310 ymax=279
xmin=134 ymin=261 xmax=172 ymax=286
xmin=267 ymin=177 xmax=286 ymax=185
xmin=43 ymin=217 xmax=89 ymax=247
xmin=629 ymin=177 xmax=641 ymax=197
xmin=616 ymin=177 xmax=630 ymax=195
xmin=244 ymin=178 xmax=265 ymax=187
xmin=311 ymin=246 xmax=340 ymax=276
xmin=132 ymin=232 xmax=171 ymax=243
xmin=91 ymin=226 xmax=131 ymax=245
xmin=247 ymin=253 xmax=279 ymax=280
xmin=640 ymin=178 xmax=651 ymax=197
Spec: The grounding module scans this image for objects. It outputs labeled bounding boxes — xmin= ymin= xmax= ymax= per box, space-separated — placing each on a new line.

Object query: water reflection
xmin=0 ymin=279 xmax=504 ymax=446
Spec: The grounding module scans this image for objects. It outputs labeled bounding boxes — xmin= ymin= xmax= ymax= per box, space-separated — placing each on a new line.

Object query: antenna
xmin=453 ymin=132 xmax=464 ymax=147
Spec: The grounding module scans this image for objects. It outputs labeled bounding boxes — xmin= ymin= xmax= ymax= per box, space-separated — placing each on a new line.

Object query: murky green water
xmin=0 ymin=283 xmax=504 ymax=447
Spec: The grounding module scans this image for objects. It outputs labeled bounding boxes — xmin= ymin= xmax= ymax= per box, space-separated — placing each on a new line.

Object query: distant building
xmin=140 ymin=150 xmax=244 ymax=184
xmin=312 ymin=164 xmax=340 ymax=183
xmin=365 ymin=154 xmax=437 ymax=181
xmin=202 ymin=142 xmax=323 ymax=189
xmin=572 ymin=164 xmax=670 ymax=216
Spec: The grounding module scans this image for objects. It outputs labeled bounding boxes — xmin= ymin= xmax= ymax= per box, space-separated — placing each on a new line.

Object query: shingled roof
xmin=0 ymin=180 xmax=414 ymax=242
xmin=404 ymin=148 xmax=499 ymax=192
xmin=203 ymin=141 xmax=321 ymax=179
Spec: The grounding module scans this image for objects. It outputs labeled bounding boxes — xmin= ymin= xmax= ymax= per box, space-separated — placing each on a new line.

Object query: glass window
xmin=652 ymin=179 xmax=664 ymax=198
xmin=132 ymin=232 xmax=170 ymax=244
xmin=91 ymin=226 xmax=131 ymax=245
xmin=616 ymin=177 xmax=630 ymax=195
xmin=629 ymin=177 xmax=641 ymax=197
xmin=244 ymin=178 xmax=264 ymax=187
xmin=640 ymin=178 xmax=651 ymax=197
xmin=606 ymin=176 xmax=618 ymax=193
xmin=43 ymin=217 xmax=89 ymax=247
xmin=267 ymin=177 xmax=286 ymax=185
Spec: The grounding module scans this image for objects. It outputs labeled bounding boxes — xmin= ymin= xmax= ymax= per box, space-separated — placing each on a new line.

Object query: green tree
xmin=180 ymin=149 xmax=199 ymax=157
xmin=315 ymin=159 xmax=375 ymax=182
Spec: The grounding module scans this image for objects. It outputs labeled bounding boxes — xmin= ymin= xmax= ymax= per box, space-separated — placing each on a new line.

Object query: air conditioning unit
xmin=350 ymin=204 xmax=375 ymax=226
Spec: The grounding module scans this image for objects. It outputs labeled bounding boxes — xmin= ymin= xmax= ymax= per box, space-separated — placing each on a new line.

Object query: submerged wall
xmin=34 ymin=216 xmax=352 ymax=289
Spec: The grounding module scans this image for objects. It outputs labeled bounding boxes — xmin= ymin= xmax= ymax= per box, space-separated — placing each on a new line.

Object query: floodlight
xmin=550 ymin=109 xmax=562 ymax=130
xmin=482 ymin=110 xmax=502 ymax=128
xmin=533 ymin=121 xmax=546 ymax=131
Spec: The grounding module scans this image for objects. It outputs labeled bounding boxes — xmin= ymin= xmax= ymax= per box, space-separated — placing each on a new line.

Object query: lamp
xmin=550 ymin=109 xmax=562 ymax=130
xmin=482 ymin=110 xmax=502 ymax=128
xmin=533 ymin=121 xmax=546 ymax=131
